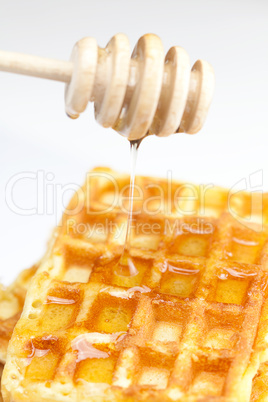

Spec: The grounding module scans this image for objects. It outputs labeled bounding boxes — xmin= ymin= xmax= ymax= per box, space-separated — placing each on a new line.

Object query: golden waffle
xmin=2 ymin=167 xmax=268 ymax=401
xmin=0 ymin=265 xmax=38 ymax=364
xmin=0 ymin=364 xmax=3 ymax=402
xmin=0 ymin=265 xmax=38 ymax=401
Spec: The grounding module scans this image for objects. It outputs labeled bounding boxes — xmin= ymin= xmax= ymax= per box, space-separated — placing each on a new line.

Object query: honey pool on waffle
xmin=2 ymin=168 xmax=268 ymax=401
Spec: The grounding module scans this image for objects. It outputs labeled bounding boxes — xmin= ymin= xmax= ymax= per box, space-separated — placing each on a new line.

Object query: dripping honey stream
xmin=114 ymin=139 xmax=142 ymax=278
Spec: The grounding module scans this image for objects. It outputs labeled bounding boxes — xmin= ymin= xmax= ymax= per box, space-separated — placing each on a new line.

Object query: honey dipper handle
xmin=0 ymin=50 xmax=72 ymax=83
xmin=0 ymin=34 xmax=215 ymax=139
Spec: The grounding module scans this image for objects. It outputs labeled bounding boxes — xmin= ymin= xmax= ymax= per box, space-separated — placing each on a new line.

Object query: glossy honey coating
xmin=2 ymin=167 xmax=268 ymax=401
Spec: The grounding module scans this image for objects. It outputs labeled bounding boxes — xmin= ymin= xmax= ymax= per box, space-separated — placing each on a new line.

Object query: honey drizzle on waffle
xmin=115 ymin=139 xmax=142 ymax=278
xmin=2 ymin=169 xmax=268 ymax=401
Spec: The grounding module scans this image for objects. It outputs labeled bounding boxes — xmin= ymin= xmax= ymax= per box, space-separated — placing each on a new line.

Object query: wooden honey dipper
xmin=0 ymin=33 xmax=215 ymax=140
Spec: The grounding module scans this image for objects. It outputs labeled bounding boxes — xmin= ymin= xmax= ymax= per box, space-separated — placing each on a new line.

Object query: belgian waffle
xmin=2 ymin=167 xmax=268 ymax=401
xmin=0 ymin=265 xmax=38 ymax=363
xmin=0 ymin=364 xmax=3 ymax=402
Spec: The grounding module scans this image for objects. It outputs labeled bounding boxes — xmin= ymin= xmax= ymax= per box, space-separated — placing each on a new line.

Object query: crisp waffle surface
xmin=3 ymin=167 xmax=268 ymax=402
xmin=0 ymin=265 xmax=38 ymax=364
xmin=0 ymin=264 xmax=38 ymax=401
xmin=0 ymin=364 xmax=3 ymax=402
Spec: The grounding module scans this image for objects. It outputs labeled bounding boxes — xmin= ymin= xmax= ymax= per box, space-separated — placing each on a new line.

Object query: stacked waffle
xmin=1 ymin=167 xmax=268 ymax=401
xmin=0 ymin=265 xmax=38 ymax=364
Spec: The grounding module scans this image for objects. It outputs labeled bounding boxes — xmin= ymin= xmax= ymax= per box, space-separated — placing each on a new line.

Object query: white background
xmin=0 ymin=0 xmax=268 ymax=284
